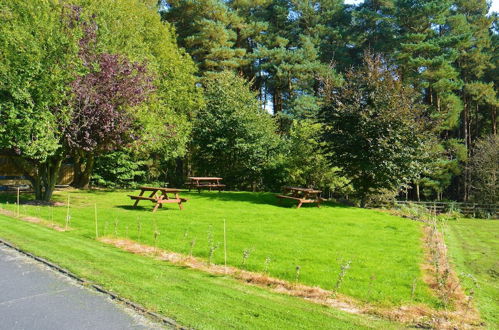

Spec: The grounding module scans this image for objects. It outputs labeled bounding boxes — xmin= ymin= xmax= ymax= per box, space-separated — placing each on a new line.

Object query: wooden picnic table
xmin=128 ymin=186 xmax=187 ymax=212
xmin=186 ymin=177 xmax=225 ymax=193
xmin=276 ymin=186 xmax=323 ymax=208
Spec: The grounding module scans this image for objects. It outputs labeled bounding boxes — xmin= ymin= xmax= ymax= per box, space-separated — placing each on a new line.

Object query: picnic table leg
xmin=296 ymin=201 xmax=303 ymax=209
xmin=152 ymin=195 xmax=164 ymax=213
xmin=133 ymin=190 xmax=145 ymax=207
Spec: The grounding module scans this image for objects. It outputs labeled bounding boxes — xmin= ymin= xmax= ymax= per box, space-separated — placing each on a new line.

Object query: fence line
xmin=395 ymin=201 xmax=498 ymax=219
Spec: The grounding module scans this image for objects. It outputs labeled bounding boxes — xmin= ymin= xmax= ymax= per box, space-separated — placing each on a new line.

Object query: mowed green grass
xmin=0 ymin=190 xmax=437 ymax=308
xmin=445 ymin=219 xmax=499 ymax=329
xmin=0 ymin=214 xmax=402 ymax=329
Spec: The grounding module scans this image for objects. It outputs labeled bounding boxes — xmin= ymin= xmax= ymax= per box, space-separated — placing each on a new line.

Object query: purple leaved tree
xmin=66 ymin=15 xmax=154 ymax=188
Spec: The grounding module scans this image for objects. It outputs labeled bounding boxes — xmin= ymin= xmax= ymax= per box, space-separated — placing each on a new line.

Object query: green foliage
xmin=92 ymin=151 xmax=146 ymax=188
xmin=70 ymin=0 xmax=203 ymax=157
xmin=263 ymin=120 xmax=350 ymax=192
xmin=192 ymin=71 xmax=279 ymax=188
xmin=0 ymin=0 xmax=201 ymax=200
xmin=0 ymin=0 xmax=80 ymax=162
xmin=469 ymin=135 xmax=499 ymax=204
xmin=320 ymin=54 xmax=429 ymax=206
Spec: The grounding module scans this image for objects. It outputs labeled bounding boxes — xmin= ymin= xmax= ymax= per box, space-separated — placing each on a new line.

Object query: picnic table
xmin=128 ymin=187 xmax=187 ymax=212
xmin=276 ymin=186 xmax=323 ymax=208
xmin=186 ymin=177 xmax=225 ymax=193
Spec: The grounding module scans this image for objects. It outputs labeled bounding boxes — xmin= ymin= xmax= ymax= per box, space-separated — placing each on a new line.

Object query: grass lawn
xmin=445 ymin=219 xmax=499 ymax=329
xmin=0 ymin=190 xmax=436 ymax=308
xmin=0 ymin=213 xmax=403 ymax=329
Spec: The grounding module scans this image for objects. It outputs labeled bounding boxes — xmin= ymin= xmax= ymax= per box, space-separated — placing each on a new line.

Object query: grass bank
xmin=445 ymin=219 xmax=499 ymax=328
xmin=0 ymin=213 xmax=401 ymax=329
xmin=0 ymin=190 xmax=435 ymax=308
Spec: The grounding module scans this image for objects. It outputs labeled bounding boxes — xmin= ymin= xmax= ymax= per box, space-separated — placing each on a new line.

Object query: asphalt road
xmin=0 ymin=244 xmax=161 ymax=330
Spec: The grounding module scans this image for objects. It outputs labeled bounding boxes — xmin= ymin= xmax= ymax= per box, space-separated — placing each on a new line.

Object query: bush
xmin=92 ymin=151 xmax=146 ymax=188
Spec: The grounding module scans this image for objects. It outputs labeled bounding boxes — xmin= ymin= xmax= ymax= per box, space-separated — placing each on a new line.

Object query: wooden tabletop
xmin=139 ymin=186 xmax=182 ymax=192
xmin=284 ymin=186 xmax=322 ymax=193
xmin=188 ymin=177 xmax=223 ymax=180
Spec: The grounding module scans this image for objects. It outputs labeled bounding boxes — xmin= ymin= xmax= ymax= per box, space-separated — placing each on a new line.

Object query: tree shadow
xmin=114 ymin=204 xmax=183 ymax=212
xmin=183 ymin=190 xmax=347 ymax=209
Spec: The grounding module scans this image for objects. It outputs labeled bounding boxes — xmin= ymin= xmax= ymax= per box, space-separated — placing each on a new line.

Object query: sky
xmin=344 ymin=0 xmax=499 ymax=13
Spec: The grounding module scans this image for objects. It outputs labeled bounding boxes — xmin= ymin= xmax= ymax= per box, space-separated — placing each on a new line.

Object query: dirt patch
xmin=100 ymin=233 xmax=482 ymax=328
xmin=0 ymin=208 xmax=68 ymax=232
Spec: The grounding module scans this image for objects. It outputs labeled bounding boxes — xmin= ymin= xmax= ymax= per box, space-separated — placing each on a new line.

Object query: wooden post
xmin=94 ymin=203 xmax=98 ymax=239
xmin=17 ymin=187 xmax=20 ymax=217
xmin=65 ymin=194 xmax=70 ymax=230
xmin=224 ymin=219 xmax=227 ymax=273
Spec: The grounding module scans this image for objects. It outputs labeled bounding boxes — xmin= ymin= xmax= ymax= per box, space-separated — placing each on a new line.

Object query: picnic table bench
xmin=186 ymin=177 xmax=225 ymax=193
xmin=276 ymin=186 xmax=323 ymax=208
xmin=128 ymin=187 xmax=187 ymax=212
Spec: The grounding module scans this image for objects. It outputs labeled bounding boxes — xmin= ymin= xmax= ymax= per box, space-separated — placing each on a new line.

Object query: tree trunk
xmin=492 ymin=106 xmax=497 ymax=136
xmin=74 ymin=153 xmax=94 ymax=189
xmin=9 ymin=155 xmax=62 ymax=201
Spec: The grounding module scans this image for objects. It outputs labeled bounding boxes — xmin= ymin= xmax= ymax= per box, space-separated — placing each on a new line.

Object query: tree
xmin=0 ymin=1 xmax=81 ymax=201
xmin=0 ymin=0 xmax=201 ymax=201
xmin=67 ymin=16 xmax=155 ymax=188
xmin=161 ymin=0 xmax=248 ymax=73
xmin=265 ymin=120 xmax=349 ymax=192
xmin=320 ymin=53 xmax=429 ymax=207
xmin=192 ymin=71 xmax=279 ymax=189
xmin=469 ymin=135 xmax=499 ymax=204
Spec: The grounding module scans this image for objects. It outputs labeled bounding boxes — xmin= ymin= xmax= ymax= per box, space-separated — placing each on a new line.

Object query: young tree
xmin=192 ymin=71 xmax=279 ymax=189
xmin=320 ymin=53 xmax=430 ymax=207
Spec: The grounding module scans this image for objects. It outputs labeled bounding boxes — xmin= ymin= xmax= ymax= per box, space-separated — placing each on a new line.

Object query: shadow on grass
xmin=183 ymin=190 xmax=348 ymax=209
xmin=115 ymin=204 xmax=184 ymax=212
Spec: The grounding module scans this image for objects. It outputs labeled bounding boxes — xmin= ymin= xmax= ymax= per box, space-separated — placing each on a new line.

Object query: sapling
xmin=126 ymin=225 xmax=129 ymax=239
xmin=207 ymin=225 xmax=219 ymax=265
xmin=335 ymin=260 xmax=352 ymax=292
xmin=114 ymin=218 xmax=119 ymax=237
xmin=153 ymin=230 xmax=160 ymax=252
xmin=104 ymin=221 xmax=109 ymax=237
xmin=295 ymin=265 xmax=301 ymax=282
xmin=242 ymin=248 xmax=253 ymax=266
xmin=137 ymin=218 xmax=142 ymax=242
xmin=264 ymin=256 xmax=272 ymax=274
xmin=367 ymin=274 xmax=376 ymax=299
xmin=208 ymin=243 xmax=219 ymax=265
xmin=65 ymin=215 xmax=71 ymax=230
xmin=189 ymin=238 xmax=196 ymax=257
xmin=411 ymin=278 xmax=417 ymax=300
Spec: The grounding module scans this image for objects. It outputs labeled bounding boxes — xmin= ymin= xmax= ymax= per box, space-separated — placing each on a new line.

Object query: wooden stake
xmin=94 ymin=203 xmax=98 ymax=239
xmin=65 ymin=194 xmax=70 ymax=230
xmin=224 ymin=219 xmax=227 ymax=273
xmin=17 ymin=187 xmax=20 ymax=217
